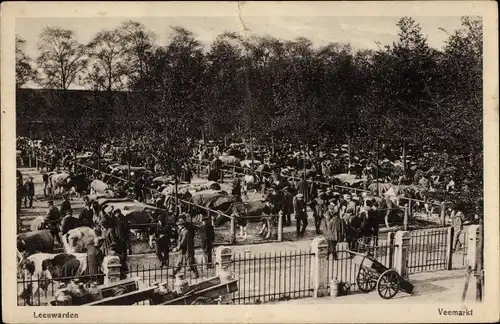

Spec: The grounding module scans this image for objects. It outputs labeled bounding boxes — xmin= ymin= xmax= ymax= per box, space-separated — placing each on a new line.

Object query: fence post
xmin=403 ymin=204 xmax=409 ymax=231
xmin=440 ymin=202 xmax=446 ymax=226
xmin=215 ymin=246 xmax=233 ymax=277
xmin=394 ymin=231 xmax=410 ymax=279
xmin=446 ymin=226 xmax=454 ymax=270
xmin=229 ymin=217 xmax=236 ymax=245
xmin=311 ymin=237 xmax=329 ymax=298
xmin=466 ymin=225 xmax=480 ymax=270
xmin=102 ymin=255 xmax=122 ymax=285
xmin=277 ymin=212 xmax=283 ymax=242
xmin=387 ymin=231 xmax=395 ymax=269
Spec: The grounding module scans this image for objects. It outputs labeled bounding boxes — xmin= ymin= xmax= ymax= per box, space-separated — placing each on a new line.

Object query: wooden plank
xmin=87 ymin=287 xmax=157 ymax=306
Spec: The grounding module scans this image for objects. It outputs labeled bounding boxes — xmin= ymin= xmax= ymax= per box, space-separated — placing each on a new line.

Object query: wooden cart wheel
xmin=376 ymin=269 xmax=400 ymax=299
xmin=356 ymin=267 xmax=377 ymax=292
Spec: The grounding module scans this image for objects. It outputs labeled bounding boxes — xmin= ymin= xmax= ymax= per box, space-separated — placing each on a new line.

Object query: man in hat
xmin=59 ymin=194 xmax=72 ymax=217
xmin=112 ymin=209 xmax=129 ymax=272
xmin=232 ymin=175 xmax=242 ymax=199
xmin=60 ymin=210 xmax=79 ymax=236
xmin=340 ymin=194 xmax=357 ymax=224
xmin=293 ymin=193 xmax=308 ymax=237
xmin=42 ymin=171 xmax=50 ymax=197
xmin=78 ymin=200 xmax=94 ymax=228
xmin=296 ymin=177 xmax=309 ymax=204
xmin=172 ymin=219 xmax=199 ymax=279
xmin=450 ymin=203 xmax=465 ymax=252
xmin=308 ymin=176 xmax=318 ymax=203
xmin=310 ymin=189 xmax=327 ymax=234
xmin=281 ymin=186 xmax=294 ymax=226
xmin=44 ymin=200 xmax=61 ymax=244
xmin=199 ymin=215 xmax=215 ymax=268
xmin=134 ymin=174 xmax=146 ymax=202
xmin=23 ymin=176 xmax=35 ymax=208
xmin=323 ymin=203 xmax=344 ymax=259
xmin=150 ymin=214 xmax=171 ymax=267
xmin=86 ymin=237 xmax=105 ymax=284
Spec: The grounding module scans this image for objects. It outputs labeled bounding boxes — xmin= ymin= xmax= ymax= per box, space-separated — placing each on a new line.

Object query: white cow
xmin=90 ymin=179 xmax=110 ymax=195
xmin=48 ymin=172 xmax=72 ymax=196
xmin=62 ymin=227 xmax=97 ymax=253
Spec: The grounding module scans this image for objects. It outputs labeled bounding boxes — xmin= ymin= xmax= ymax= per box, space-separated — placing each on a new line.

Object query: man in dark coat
xmin=86 ymin=237 xmax=104 ymax=284
xmin=323 ymin=204 xmax=344 ymax=260
xmin=44 ymin=200 xmax=61 ymax=244
xmin=310 ymin=189 xmax=327 ymax=234
xmin=282 ymin=187 xmax=294 ymax=226
xmin=134 ymin=175 xmax=146 ymax=202
xmin=59 ymin=195 xmax=72 ymax=217
xmin=171 ymin=219 xmax=199 ymax=278
xmin=42 ymin=172 xmax=49 ymax=197
xmin=60 ymin=211 xmax=79 ymax=236
xmin=293 ymin=193 xmax=308 ymax=237
xmin=296 ymin=178 xmax=309 ymax=204
xmin=232 ymin=176 xmax=242 ymax=198
xmin=78 ymin=201 xmax=94 ymax=228
xmin=150 ymin=215 xmax=171 ymax=267
xmin=308 ymin=177 xmax=318 ymax=203
xmin=24 ymin=176 xmax=35 ymax=208
xmin=199 ymin=216 xmax=215 ymax=268
xmin=360 ymin=200 xmax=379 ymax=248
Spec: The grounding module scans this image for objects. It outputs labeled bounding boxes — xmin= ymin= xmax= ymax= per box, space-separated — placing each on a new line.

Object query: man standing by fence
xmin=171 ymin=219 xmax=199 ymax=279
xmin=23 ymin=176 xmax=35 ymax=209
xmin=150 ymin=215 xmax=170 ymax=268
xmin=310 ymin=189 xmax=327 ymax=234
xmin=293 ymin=193 xmax=308 ymax=237
xmin=200 ymin=215 xmax=215 ymax=268
xmin=323 ymin=203 xmax=344 ymax=260
xmin=451 ymin=203 xmax=465 ymax=252
xmin=87 ymin=237 xmax=105 ymax=284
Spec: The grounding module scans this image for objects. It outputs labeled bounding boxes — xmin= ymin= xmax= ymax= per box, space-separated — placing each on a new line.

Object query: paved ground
xmin=271 ymin=268 xmax=480 ymax=304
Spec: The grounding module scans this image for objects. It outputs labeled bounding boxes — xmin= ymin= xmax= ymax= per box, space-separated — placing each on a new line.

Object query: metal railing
xmin=17 ymin=272 xmax=105 ymax=306
xmin=407 ymin=227 xmax=449 ymax=274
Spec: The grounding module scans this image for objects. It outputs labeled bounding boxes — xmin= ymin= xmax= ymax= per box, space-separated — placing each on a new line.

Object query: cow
xmin=17 ymin=230 xmax=54 ymax=263
xmin=19 ymin=252 xmax=88 ymax=305
xmin=90 ymin=179 xmax=110 ymax=195
xmin=61 ymin=227 xmax=97 ymax=253
xmin=68 ymin=173 xmax=90 ymax=198
xmin=30 ymin=216 xmax=46 ymax=232
xmin=48 ymin=171 xmax=72 ymax=196
xmin=219 ymin=155 xmax=241 ymax=166
xmin=241 ymin=174 xmax=259 ymax=200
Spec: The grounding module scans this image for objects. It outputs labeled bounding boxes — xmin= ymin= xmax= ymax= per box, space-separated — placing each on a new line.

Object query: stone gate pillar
xmin=311 ymin=237 xmax=329 ymax=298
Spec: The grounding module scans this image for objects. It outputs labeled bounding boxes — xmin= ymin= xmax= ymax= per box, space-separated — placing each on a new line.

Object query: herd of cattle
xmin=17 ymin=139 xmax=455 ymax=303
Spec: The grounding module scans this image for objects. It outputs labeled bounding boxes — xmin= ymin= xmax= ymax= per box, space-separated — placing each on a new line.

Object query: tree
xmin=16 ymin=35 xmax=36 ymax=88
xmin=36 ymin=27 xmax=88 ymax=90
xmin=119 ymin=20 xmax=157 ymax=91
xmin=86 ymin=28 xmax=130 ymax=91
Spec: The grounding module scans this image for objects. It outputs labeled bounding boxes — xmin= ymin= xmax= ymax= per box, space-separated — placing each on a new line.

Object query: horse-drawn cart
xmin=349 ymin=251 xmax=414 ymax=299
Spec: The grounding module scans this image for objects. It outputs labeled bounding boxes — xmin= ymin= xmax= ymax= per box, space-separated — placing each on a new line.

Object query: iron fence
xmin=326 ymin=237 xmax=395 ymax=292
xmin=17 ymin=273 xmax=105 ymax=306
xmin=407 ymin=227 xmax=449 ymax=274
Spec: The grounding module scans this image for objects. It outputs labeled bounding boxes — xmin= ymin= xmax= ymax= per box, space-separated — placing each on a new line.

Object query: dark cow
xmin=17 ymin=230 xmax=55 ymax=262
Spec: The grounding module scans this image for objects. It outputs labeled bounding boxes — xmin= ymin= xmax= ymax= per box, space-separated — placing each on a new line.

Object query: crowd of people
xmin=16 ymin=136 xmax=473 ymax=279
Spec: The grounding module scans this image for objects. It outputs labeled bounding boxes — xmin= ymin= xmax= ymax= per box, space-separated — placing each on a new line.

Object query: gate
xmin=407 ymin=227 xmax=450 ymax=274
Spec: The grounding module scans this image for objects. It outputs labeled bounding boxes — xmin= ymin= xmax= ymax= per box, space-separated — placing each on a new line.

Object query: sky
xmin=16 ymin=16 xmax=465 ymax=89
